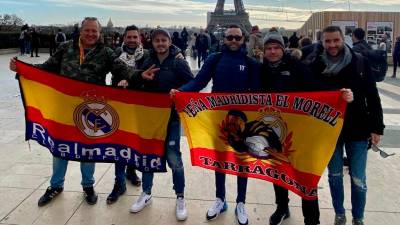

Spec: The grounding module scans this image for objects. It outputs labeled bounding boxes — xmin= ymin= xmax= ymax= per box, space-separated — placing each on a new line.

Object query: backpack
xmin=56 ymin=33 xmax=65 ymax=43
xmin=358 ymin=49 xmax=388 ymax=82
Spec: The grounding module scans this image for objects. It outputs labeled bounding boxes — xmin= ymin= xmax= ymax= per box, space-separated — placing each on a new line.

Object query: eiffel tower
xmin=207 ymin=0 xmax=252 ymax=34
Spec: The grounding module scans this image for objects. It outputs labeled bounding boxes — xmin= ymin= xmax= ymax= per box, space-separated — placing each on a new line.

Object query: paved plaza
xmin=0 ymin=53 xmax=399 ymax=225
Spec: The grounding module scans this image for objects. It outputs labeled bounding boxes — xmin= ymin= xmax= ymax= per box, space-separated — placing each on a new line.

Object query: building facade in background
xmin=298 ymin=11 xmax=400 ymax=55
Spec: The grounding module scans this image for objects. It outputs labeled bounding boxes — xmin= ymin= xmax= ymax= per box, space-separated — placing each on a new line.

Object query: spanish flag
xmin=16 ymin=60 xmax=172 ymax=172
xmin=175 ymin=92 xmax=346 ymax=199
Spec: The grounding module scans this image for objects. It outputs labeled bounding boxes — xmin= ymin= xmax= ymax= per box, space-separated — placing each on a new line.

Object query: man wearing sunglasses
xmin=171 ymin=24 xmax=260 ymax=225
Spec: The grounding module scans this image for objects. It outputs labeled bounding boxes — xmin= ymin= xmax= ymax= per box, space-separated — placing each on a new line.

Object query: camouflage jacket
xmin=37 ymin=40 xmax=131 ymax=85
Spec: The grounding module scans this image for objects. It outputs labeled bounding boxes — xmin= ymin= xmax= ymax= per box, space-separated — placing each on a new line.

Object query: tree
xmin=0 ymin=14 xmax=24 ymax=26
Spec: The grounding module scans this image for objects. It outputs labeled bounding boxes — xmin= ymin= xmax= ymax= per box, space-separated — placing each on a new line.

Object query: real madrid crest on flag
xmin=219 ymin=106 xmax=293 ymax=164
xmin=16 ymin=60 xmax=173 ymax=172
xmin=74 ymin=91 xmax=120 ymax=139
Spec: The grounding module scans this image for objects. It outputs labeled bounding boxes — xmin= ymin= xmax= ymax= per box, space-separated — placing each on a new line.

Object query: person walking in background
xmin=30 ymin=27 xmax=40 ymax=57
xmin=55 ymin=28 xmax=66 ymax=48
xmin=19 ymin=28 xmax=26 ymax=55
xmin=289 ymin=32 xmax=300 ymax=48
xmin=247 ymin=25 xmax=263 ymax=62
xmin=181 ymin=27 xmax=189 ymax=56
xmin=71 ymin=24 xmax=79 ymax=42
xmin=24 ymin=28 xmax=32 ymax=56
xmin=195 ymin=29 xmax=210 ymax=68
xmin=392 ymin=36 xmax=400 ymax=78
xmin=172 ymin=31 xmax=184 ymax=51
xmin=190 ymin=33 xmax=198 ymax=59
xmin=49 ymin=30 xmax=56 ymax=56
xmin=209 ymin=32 xmax=220 ymax=53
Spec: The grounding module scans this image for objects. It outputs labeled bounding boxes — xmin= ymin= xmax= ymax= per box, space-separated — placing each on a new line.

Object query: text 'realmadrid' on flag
xmin=16 ymin=60 xmax=172 ymax=172
xmin=174 ymin=91 xmax=347 ymax=200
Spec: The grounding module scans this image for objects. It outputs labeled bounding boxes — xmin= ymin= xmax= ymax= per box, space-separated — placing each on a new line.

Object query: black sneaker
xmin=83 ymin=187 xmax=98 ymax=205
xmin=269 ymin=207 xmax=290 ymax=225
xmin=38 ymin=186 xmax=64 ymax=207
xmin=126 ymin=166 xmax=142 ymax=187
xmin=106 ymin=182 xmax=127 ymax=204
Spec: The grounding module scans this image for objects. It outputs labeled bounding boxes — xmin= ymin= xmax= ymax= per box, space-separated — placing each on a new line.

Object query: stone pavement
xmin=0 ymin=53 xmax=399 ymax=225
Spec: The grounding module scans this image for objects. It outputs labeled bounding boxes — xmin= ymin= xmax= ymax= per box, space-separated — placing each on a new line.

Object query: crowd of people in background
xmin=16 ymin=22 xmax=400 ymax=79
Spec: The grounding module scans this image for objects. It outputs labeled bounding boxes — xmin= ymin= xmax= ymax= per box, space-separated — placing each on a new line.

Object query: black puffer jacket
xmin=308 ymin=47 xmax=385 ymax=141
xmin=138 ymin=45 xmax=193 ymax=93
xmin=261 ymin=53 xmax=318 ymax=92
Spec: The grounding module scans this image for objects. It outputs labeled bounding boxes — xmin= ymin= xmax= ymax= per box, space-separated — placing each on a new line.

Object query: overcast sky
xmin=1 ymin=0 xmax=400 ymax=29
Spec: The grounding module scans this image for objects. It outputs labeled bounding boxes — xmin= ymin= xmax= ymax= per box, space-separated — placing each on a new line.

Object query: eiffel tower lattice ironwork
xmin=207 ymin=0 xmax=252 ymax=34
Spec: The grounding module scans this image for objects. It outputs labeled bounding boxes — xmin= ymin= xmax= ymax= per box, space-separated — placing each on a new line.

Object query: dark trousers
xmin=274 ymin=184 xmax=320 ymax=225
xmin=393 ymin=57 xmax=399 ymax=77
xmin=49 ymin=46 xmax=55 ymax=56
xmin=215 ymin=171 xmax=247 ymax=203
xmin=31 ymin=45 xmax=39 ymax=57
xmin=197 ymin=50 xmax=208 ymax=68
xmin=19 ymin=39 xmax=25 ymax=55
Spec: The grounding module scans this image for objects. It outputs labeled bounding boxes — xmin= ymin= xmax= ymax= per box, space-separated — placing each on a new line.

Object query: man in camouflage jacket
xmin=10 ymin=17 xmax=131 ymax=207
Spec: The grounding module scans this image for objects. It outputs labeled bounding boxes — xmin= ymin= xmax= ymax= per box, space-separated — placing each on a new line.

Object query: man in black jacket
xmin=352 ymin=28 xmax=372 ymax=53
xmin=307 ymin=26 xmax=384 ymax=225
xmin=261 ymin=32 xmax=353 ymax=225
xmin=392 ymin=36 xmax=400 ymax=78
xmin=129 ymin=29 xmax=193 ymax=221
xmin=109 ymin=26 xmax=185 ymax=205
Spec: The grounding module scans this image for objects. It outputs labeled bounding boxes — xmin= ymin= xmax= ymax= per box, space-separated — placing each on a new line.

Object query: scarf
xmin=321 ymin=45 xmax=352 ymax=77
xmin=119 ymin=44 xmax=145 ymax=69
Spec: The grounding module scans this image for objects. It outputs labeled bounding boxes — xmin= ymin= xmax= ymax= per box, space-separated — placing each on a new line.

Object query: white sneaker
xmin=235 ymin=202 xmax=248 ymax=225
xmin=176 ymin=197 xmax=188 ymax=221
xmin=206 ymin=198 xmax=228 ymax=220
xmin=130 ymin=192 xmax=152 ymax=213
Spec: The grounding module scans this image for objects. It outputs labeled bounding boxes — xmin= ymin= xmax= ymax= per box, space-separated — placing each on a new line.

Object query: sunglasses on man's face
xmin=371 ymin=145 xmax=395 ymax=158
xmin=225 ymin=35 xmax=243 ymax=41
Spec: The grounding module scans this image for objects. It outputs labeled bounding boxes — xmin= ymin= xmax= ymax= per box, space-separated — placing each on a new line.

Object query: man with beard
xmin=129 ymin=28 xmax=193 ymax=221
xmin=171 ymin=24 xmax=260 ymax=225
xmin=106 ymin=25 xmax=146 ymax=205
xmin=108 ymin=26 xmax=184 ymax=205
xmin=261 ymin=31 xmax=353 ymax=225
xmin=306 ymin=26 xmax=384 ymax=225
xmin=10 ymin=17 xmax=131 ymax=207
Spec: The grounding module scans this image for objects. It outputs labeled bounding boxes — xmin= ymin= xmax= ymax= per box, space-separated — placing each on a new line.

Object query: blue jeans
xmin=215 ymin=171 xmax=248 ymax=203
xmin=50 ymin=157 xmax=95 ymax=188
xmin=328 ymin=140 xmax=368 ymax=220
xmin=114 ymin=162 xmax=127 ymax=186
xmin=142 ymin=119 xmax=185 ymax=197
